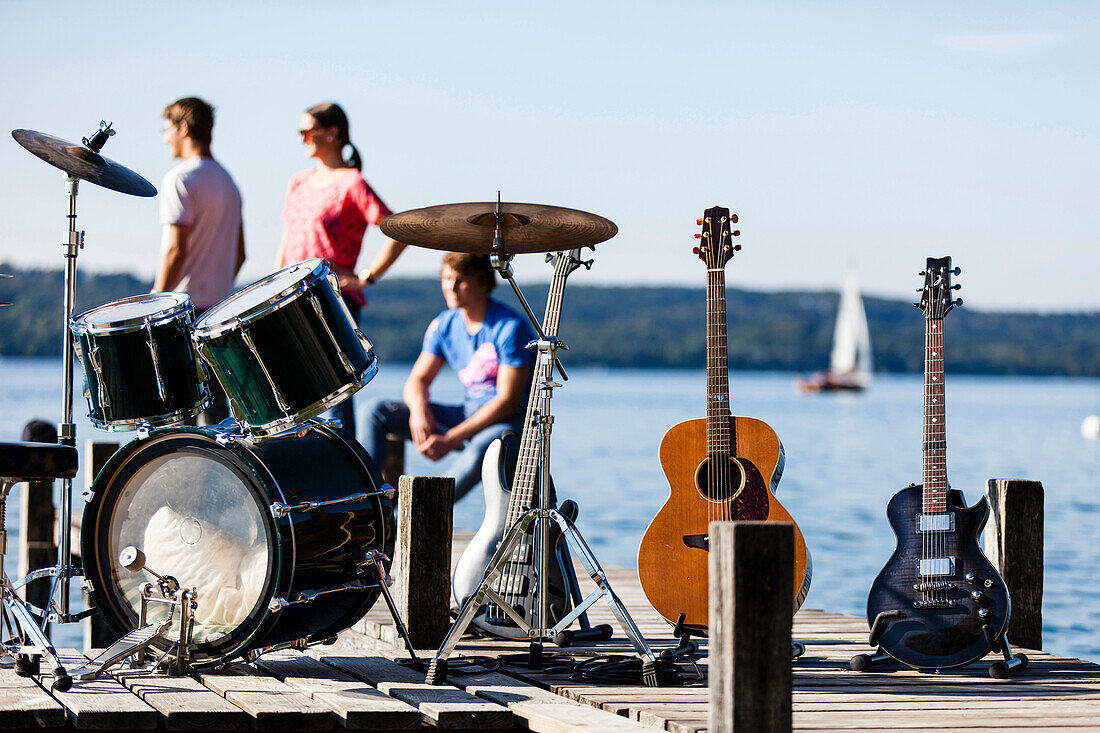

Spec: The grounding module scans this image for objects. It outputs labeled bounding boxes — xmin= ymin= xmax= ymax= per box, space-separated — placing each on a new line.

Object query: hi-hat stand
xmin=425 ymin=202 xmax=663 ymax=687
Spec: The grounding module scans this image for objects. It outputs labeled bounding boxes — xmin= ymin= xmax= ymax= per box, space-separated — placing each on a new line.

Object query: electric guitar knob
xmin=970 ymin=590 xmax=983 ymax=602
xmin=964 ymin=572 xmax=976 ymax=584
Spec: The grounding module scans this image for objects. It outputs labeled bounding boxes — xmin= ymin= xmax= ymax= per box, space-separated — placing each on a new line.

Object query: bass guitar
xmin=863 ymin=257 xmax=1013 ymax=670
xmin=452 ymin=249 xmax=588 ymax=638
xmin=637 ymin=206 xmax=812 ymax=632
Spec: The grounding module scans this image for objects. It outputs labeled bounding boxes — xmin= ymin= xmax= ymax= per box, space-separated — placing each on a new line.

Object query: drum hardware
xmin=67 ymin=547 xmax=200 ymax=680
xmin=402 ymin=199 xmax=661 ymax=686
xmin=269 ymin=487 xmax=395 ymax=518
xmin=6 ymin=122 xmax=155 ymax=686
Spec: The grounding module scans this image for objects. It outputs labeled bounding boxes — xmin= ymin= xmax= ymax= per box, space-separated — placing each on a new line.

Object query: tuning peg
xmin=919 ymin=270 xmax=927 ymax=276
xmin=696 ymin=218 xmax=703 ymax=225
xmin=953 ymin=267 xmax=961 ymax=275
xmin=545 ymin=253 xmax=554 ymax=263
xmin=952 ymin=283 xmax=961 ymax=290
xmin=955 ymin=298 xmax=964 ymax=307
xmin=916 ymin=287 xmax=923 ymax=292
xmin=733 ymin=244 xmax=742 ymax=251
xmin=730 ymin=213 xmax=739 ymax=224
xmin=693 ymin=246 xmax=701 ymax=255
xmin=581 ymin=258 xmax=594 ymax=270
xmin=913 ymin=302 xmax=921 ymax=308
xmin=694 ymin=233 xmax=702 ymax=239
xmin=732 ymin=229 xmax=741 ymax=237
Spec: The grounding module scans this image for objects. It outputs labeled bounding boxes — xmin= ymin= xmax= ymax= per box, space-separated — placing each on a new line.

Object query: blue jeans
xmin=365 ymin=397 xmax=524 ymax=502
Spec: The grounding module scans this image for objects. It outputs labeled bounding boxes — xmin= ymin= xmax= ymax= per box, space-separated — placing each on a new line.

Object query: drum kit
xmin=0 ymin=121 xmax=664 ymax=690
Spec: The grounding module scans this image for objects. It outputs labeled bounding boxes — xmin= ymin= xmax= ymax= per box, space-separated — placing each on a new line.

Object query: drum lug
xmin=144 ymin=317 xmax=170 ymax=405
xmin=308 ymin=293 xmax=357 ymax=376
xmin=136 ymin=425 xmax=151 ymax=441
xmin=240 ymin=328 xmax=292 ymax=415
xmin=268 ymin=596 xmax=291 ymax=612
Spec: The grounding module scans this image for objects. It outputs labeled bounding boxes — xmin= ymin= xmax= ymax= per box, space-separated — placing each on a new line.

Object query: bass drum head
xmin=83 ymin=430 xmax=279 ymax=660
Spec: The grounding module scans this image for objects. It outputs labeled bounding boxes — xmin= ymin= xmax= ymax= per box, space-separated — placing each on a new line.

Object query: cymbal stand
xmin=425 ymin=205 xmax=662 ymax=687
xmin=13 ymin=127 xmax=119 ymax=648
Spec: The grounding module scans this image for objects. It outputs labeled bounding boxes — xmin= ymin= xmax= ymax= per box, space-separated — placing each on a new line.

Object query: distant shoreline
xmin=5 ymin=265 xmax=1100 ymax=377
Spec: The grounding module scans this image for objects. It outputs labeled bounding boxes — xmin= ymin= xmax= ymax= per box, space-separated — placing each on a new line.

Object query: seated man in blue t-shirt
xmin=365 ymin=252 xmax=535 ymax=502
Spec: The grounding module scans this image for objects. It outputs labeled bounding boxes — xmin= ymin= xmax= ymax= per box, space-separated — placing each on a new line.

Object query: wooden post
xmin=392 ymin=474 xmax=454 ymax=649
xmin=83 ymin=440 xmax=118 ymax=652
xmin=984 ymin=478 xmax=1044 ymax=650
xmin=17 ymin=420 xmax=58 ymax=629
xmin=382 ymin=434 xmax=405 ymax=488
xmin=709 ymin=520 xmax=793 ymax=733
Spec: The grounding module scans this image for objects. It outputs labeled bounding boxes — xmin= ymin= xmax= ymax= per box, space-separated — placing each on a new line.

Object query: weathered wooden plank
xmin=393 ymin=474 xmax=454 ymax=649
xmin=255 ymin=653 xmax=421 ymax=729
xmin=37 ymin=649 xmax=158 ymax=729
xmin=114 ymin=672 xmax=251 ymax=730
xmin=518 ymin=701 xmax=651 ymax=732
xmin=197 ymin=665 xmax=337 ymax=729
xmin=0 ymin=666 xmax=66 ymax=728
xmin=985 ymin=478 xmax=1044 ymax=651
xmin=709 ymin=521 xmax=793 ymax=733
xmin=317 ymin=653 xmax=513 ymax=729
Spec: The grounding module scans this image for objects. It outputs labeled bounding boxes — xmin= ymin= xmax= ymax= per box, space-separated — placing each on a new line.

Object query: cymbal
xmin=12 ymin=129 xmax=157 ymax=198
xmin=380 ymin=202 xmax=617 ymax=254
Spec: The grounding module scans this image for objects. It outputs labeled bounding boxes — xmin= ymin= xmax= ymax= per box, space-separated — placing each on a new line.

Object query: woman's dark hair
xmin=306 ymin=102 xmax=361 ymax=170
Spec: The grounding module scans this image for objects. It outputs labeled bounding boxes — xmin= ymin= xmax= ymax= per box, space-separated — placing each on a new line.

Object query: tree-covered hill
xmin=3 ymin=263 xmax=1100 ymax=376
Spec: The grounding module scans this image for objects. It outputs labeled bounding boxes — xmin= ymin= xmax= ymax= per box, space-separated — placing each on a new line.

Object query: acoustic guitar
xmin=864 ymin=257 xmax=1012 ymax=670
xmin=637 ymin=206 xmax=812 ymax=631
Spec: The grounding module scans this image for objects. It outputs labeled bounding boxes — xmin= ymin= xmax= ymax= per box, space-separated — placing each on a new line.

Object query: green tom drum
xmin=192 ymin=259 xmax=378 ymax=435
xmin=70 ymin=292 xmax=211 ymax=431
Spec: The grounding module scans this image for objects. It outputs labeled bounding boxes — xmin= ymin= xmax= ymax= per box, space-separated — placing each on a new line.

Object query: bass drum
xmin=81 ymin=422 xmax=394 ymax=667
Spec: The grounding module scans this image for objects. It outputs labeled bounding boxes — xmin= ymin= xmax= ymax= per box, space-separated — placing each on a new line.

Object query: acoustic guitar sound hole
xmin=694 ymin=456 xmax=746 ymax=502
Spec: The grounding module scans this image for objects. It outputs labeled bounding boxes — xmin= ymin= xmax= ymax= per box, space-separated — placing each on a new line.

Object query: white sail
xmin=829 ymin=272 xmax=873 ymax=384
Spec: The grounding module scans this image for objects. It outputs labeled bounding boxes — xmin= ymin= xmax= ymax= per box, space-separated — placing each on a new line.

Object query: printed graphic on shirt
xmin=457 ymin=343 xmax=500 ymax=401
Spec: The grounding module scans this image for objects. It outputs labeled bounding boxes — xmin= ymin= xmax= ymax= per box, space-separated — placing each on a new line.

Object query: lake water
xmin=2 ymin=356 xmax=1098 ymax=662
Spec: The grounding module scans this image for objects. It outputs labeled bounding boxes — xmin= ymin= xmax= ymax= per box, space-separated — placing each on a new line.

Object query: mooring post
xmin=709 ymin=520 xmax=793 ymax=733
xmin=382 ymin=434 xmax=405 ymax=488
xmin=984 ymin=478 xmax=1044 ymax=650
xmin=82 ymin=440 xmax=118 ymax=651
xmin=393 ymin=474 xmax=454 ymax=649
xmin=17 ymin=420 xmax=59 ymax=631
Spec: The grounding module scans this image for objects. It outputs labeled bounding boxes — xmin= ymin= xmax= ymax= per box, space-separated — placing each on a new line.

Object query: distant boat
xmin=797 ymin=272 xmax=873 ymax=393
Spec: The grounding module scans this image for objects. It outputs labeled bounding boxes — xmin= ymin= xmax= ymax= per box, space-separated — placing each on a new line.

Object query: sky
xmin=1 ymin=1 xmax=1097 ymax=312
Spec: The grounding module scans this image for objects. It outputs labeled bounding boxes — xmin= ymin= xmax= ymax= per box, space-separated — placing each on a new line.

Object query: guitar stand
xmin=552 ymin=499 xmax=614 ymax=647
xmin=427 ymin=237 xmax=661 ymax=686
xmin=849 ymin=610 xmax=1029 ymax=678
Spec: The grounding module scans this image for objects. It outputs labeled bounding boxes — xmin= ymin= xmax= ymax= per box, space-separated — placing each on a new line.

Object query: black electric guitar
xmin=451 ymin=249 xmax=589 ymax=638
xmin=865 ymin=257 xmax=1011 ymax=670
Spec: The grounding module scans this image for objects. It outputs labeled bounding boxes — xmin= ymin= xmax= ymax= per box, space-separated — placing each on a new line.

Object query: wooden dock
xmin=2 ymin=531 xmax=1099 ymax=731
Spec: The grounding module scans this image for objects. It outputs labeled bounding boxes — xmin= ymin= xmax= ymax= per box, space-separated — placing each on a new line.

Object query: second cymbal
xmin=380 ymin=202 xmax=617 ymax=254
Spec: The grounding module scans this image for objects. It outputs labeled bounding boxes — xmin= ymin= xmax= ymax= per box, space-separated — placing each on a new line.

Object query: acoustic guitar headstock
xmin=694 ymin=205 xmax=741 ymax=270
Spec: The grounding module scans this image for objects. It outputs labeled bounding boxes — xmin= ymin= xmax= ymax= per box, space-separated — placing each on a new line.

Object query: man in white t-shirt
xmin=155 ymin=96 xmax=245 ymax=425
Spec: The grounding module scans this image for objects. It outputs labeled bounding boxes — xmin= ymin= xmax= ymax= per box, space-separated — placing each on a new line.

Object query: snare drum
xmin=70 ymin=293 xmax=210 ymax=431
xmin=81 ymin=421 xmax=395 ymax=667
xmin=192 ymin=259 xmax=378 ymax=435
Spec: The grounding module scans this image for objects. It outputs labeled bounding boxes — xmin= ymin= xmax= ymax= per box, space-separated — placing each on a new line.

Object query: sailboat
xmin=797 ymin=272 xmax=873 ymax=392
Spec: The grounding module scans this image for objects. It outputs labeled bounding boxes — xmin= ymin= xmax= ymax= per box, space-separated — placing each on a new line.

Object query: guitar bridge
xmin=914 ymin=581 xmax=956 ymax=592
xmin=913 ymin=599 xmax=957 ymax=609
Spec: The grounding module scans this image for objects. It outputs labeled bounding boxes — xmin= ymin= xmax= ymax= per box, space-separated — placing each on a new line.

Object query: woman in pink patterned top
xmin=276 ymin=101 xmax=407 ymax=440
